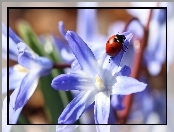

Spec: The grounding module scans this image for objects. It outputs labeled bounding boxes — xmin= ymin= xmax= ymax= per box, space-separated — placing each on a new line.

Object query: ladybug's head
xmin=116 ymin=34 xmax=126 ymax=44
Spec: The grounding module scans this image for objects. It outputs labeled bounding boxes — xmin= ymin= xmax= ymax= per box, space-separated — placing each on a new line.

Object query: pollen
xmin=95 ymin=74 xmax=105 ymax=91
xmin=13 ymin=64 xmax=28 ymax=73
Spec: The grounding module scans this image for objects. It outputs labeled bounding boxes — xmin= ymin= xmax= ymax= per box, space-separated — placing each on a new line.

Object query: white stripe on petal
xmin=66 ymin=31 xmax=100 ymax=78
xmin=52 ymin=72 xmax=94 ymax=91
xmin=58 ymin=90 xmax=96 ymax=124
xmin=10 ymin=71 xmax=39 ymax=110
xmin=94 ymin=91 xmax=110 ymax=124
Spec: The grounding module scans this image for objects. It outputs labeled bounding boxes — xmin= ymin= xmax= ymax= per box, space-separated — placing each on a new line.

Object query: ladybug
xmin=106 ymin=34 xmax=127 ymax=57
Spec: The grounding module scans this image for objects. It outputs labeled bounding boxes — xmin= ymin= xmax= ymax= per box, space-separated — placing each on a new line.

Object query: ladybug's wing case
xmin=106 ymin=41 xmax=122 ymax=56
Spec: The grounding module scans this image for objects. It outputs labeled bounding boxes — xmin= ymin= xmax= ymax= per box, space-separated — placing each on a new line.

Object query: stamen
xmin=95 ymin=74 xmax=105 ymax=91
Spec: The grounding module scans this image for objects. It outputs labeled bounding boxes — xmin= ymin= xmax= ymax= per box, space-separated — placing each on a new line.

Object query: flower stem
xmin=53 ymin=63 xmax=71 ymax=69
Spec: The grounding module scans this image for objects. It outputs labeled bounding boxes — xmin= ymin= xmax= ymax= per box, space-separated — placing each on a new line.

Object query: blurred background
xmin=1 ymin=2 xmax=171 ymax=132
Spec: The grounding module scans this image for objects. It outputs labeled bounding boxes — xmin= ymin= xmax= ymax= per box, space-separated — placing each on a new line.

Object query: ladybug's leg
xmin=122 ymin=48 xmax=126 ymax=52
xmin=124 ymin=45 xmax=128 ymax=49
xmin=122 ymin=45 xmax=128 ymax=52
xmin=109 ymin=56 xmax=113 ymax=63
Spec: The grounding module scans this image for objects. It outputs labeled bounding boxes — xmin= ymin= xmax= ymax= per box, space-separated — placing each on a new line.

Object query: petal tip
xmin=66 ymin=30 xmax=73 ymax=35
xmin=58 ymin=21 xmax=63 ymax=25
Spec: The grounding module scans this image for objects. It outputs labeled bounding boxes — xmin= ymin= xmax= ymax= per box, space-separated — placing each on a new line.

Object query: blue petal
xmin=58 ymin=91 xmax=95 ymax=124
xmin=101 ymin=32 xmax=133 ymax=78
xmin=117 ymin=65 xmax=131 ymax=76
xmin=96 ymin=125 xmax=111 ymax=132
xmin=36 ymin=57 xmax=53 ymax=75
xmin=77 ymin=7 xmax=98 ymax=42
xmin=110 ymin=65 xmax=131 ymax=82
xmin=53 ymin=35 xmax=74 ymax=63
xmin=110 ymin=76 xmax=147 ymax=95
xmin=105 ymin=65 xmax=131 ymax=85
xmin=94 ymin=91 xmax=110 ymax=124
xmin=17 ymin=42 xmax=53 ymax=70
xmin=71 ymin=59 xmax=81 ymax=71
xmin=9 ymin=37 xmax=19 ymax=61
xmin=10 ymin=71 xmax=39 ymax=110
xmin=66 ymin=31 xmax=99 ymax=77
xmin=111 ymin=95 xmax=124 ymax=110
xmin=9 ymin=27 xmax=23 ymax=44
xmin=125 ymin=19 xmax=144 ymax=39
xmin=56 ymin=125 xmax=78 ymax=132
xmin=17 ymin=42 xmax=39 ymax=69
xmin=7 ymin=66 xmax=27 ymax=92
xmin=52 ymin=72 xmax=93 ymax=91
xmin=58 ymin=21 xmax=67 ymax=39
xmin=144 ymin=16 xmax=166 ymax=76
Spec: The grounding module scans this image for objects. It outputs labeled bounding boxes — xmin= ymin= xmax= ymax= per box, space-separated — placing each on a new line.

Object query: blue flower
xmin=2 ymin=23 xmax=28 ymax=94
xmin=51 ymin=30 xmax=147 ymax=124
xmin=144 ymin=9 xmax=166 ymax=76
xmin=8 ymin=28 xmax=53 ymax=111
xmin=2 ymin=25 xmax=53 ymax=132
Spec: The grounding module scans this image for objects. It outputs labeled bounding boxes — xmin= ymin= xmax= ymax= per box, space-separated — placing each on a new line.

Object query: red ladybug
xmin=106 ymin=34 xmax=127 ymax=57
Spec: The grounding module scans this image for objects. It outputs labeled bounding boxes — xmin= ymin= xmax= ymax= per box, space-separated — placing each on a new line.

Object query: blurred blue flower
xmin=76 ymin=7 xmax=108 ymax=60
xmin=51 ymin=30 xmax=147 ymax=125
xmin=2 ymin=24 xmax=27 ymax=132
xmin=128 ymin=81 xmax=154 ymax=123
xmin=144 ymin=9 xmax=166 ymax=76
xmin=76 ymin=3 xmax=98 ymax=43
xmin=8 ymin=28 xmax=53 ymax=111
xmin=2 ymin=25 xmax=54 ymax=132
xmin=2 ymin=23 xmax=28 ymax=94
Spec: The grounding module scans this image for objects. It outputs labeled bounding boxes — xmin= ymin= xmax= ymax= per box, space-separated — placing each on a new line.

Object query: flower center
xmin=95 ymin=74 xmax=105 ymax=91
xmin=13 ymin=64 xmax=28 ymax=73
